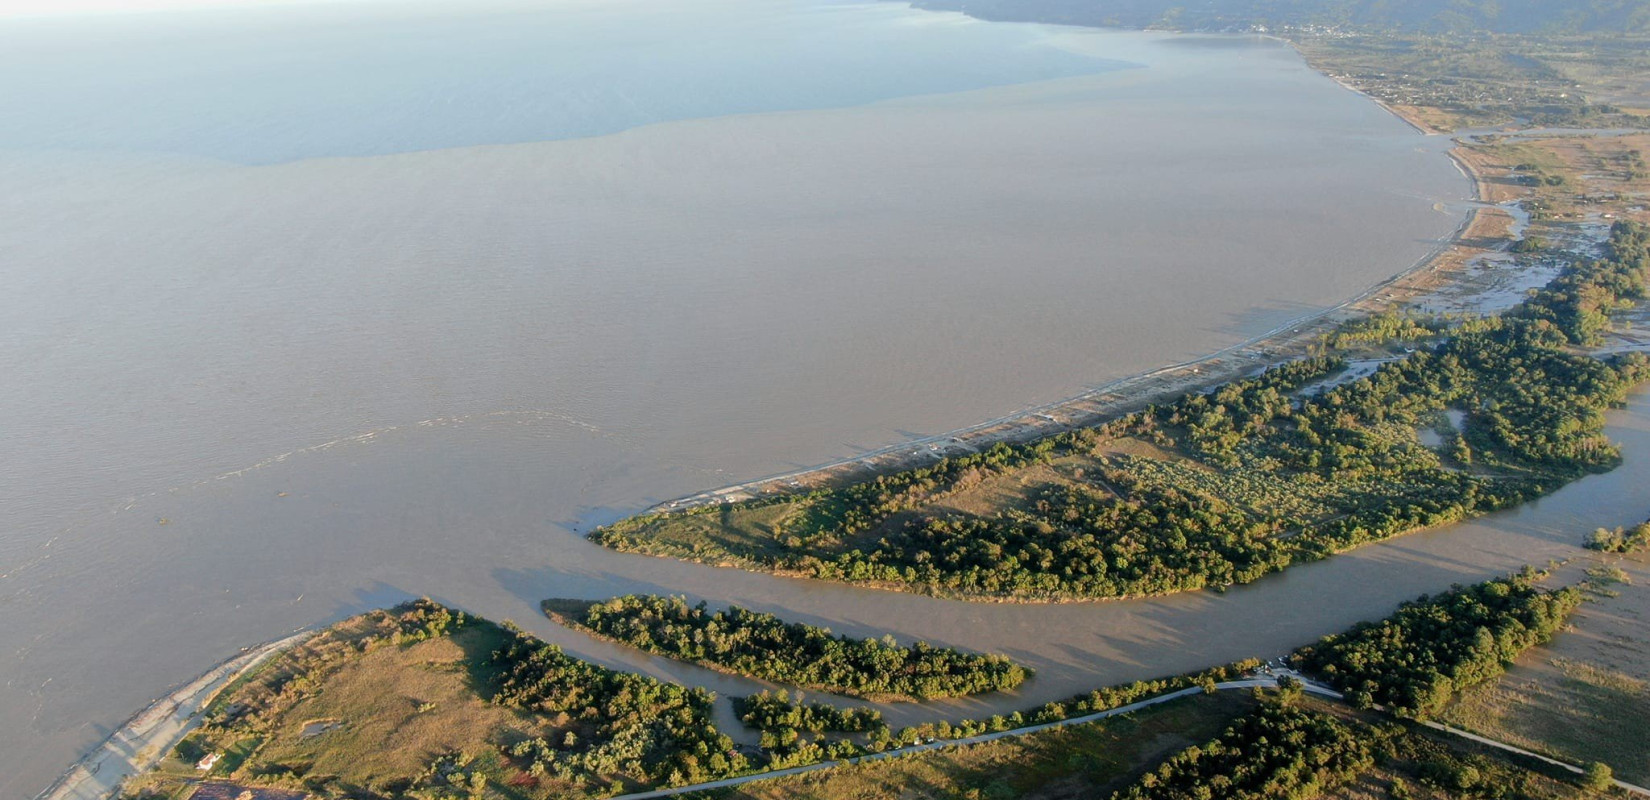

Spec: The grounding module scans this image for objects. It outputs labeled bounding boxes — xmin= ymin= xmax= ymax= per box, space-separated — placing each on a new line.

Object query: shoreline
xmin=35 ymin=630 xmax=314 ymax=800
xmin=49 ymin=27 xmax=1632 ymax=799
xmin=643 ymin=121 xmax=1494 ymax=516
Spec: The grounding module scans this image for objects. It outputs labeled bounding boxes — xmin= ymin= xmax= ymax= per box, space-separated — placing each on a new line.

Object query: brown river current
xmin=7 ymin=2 xmax=1638 ymax=795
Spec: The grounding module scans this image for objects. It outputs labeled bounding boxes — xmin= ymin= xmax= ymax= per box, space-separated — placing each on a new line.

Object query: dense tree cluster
xmin=1323 ymin=310 xmax=1458 ymax=349
xmin=1585 ymin=517 xmax=1650 ymax=553
xmin=750 ymin=660 xmax=1261 ymax=771
xmin=490 ymin=626 xmax=747 ymax=790
xmin=1517 ymin=220 xmax=1649 ymax=345
xmin=1293 ymin=573 xmax=1582 ymax=717
xmin=810 ymin=479 xmax=1284 ymax=599
xmin=1108 ymin=704 xmax=1373 ymax=800
xmin=735 ymin=691 xmax=882 ymax=732
xmin=390 ymin=599 xmax=471 ymax=644
xmin=558 ymin=594 xmax=1027 ymax=700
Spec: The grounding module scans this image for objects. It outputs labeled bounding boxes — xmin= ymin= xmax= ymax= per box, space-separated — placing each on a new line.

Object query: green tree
xmin=1582 ymin=761 xmax=1614 ymax=791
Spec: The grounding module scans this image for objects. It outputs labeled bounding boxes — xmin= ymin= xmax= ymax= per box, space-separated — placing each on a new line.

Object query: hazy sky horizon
xmin=0 ymin=0 xmax=367 ymax=18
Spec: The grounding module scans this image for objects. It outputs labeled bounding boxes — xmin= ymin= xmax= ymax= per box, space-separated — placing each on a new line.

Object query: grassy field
xmin=705 ymin=691 xmax=1631 ymax=800
xmin=608 ymin=422 xmax=1443 ymax=570
xmin=122 ymin=602 xmax=741 ymax=800
xmin=1441 ymin=552 xmax=1650 ymax=784
xmin=707 ymin=693 xmax=1254 ymax=800
xmin=124 ymin=612 xmax=556 ymax=799
xmin=229 ymin=623 xmax=551 ymax=792
xmin=1320 ymin=714 xmax=1634 ymax=800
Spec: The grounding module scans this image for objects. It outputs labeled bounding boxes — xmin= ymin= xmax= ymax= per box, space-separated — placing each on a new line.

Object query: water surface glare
xmin=0 ymin=1 xmax=1496 ymax=794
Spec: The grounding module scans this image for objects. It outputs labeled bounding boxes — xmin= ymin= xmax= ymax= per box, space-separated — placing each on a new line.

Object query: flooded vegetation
xmin=595 ymin=223 xmax=1650 ymax=602
xmin=544 ymin=595 xmax=1028 ymax=701
xmin=0 ymin=4 xmax=1479 ymax=794
xmin=16 ymin=0 xmax=1650 ymax=797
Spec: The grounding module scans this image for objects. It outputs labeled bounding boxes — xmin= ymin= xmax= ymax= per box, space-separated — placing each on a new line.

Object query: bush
xmin=558 ymin=594 xmax=1027 ymax=700
xmin=1583 ymin=761 xmax=1614 ymax=791
xmin=1294 ymin=573 xmax=1582 ymax=717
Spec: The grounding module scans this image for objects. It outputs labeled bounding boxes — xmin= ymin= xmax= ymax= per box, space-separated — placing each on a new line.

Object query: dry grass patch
xmin=1442 ymin=554 xmax=1650 ymax=784
xmin=244 ymin=624 xmax=560 ymax=788
xmin=717 ymin=693 xmax=1252 ymax=800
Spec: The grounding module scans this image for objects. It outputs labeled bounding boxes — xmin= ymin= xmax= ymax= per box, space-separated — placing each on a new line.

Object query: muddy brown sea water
xmin=0 ymin=1 xmax=1512 ymax=795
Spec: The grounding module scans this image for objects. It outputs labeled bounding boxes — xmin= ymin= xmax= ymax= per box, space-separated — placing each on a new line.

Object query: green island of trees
xmin=735 ymin=690 xmax=883 ymax=733
xmin=1292 ymin=572 xmax=1583 ymax=717
xmin=1518 ymin=220 xmax=1650 ymax=345
xmin=489 ymin=626 xmax=749 ymax=791
xmin=1108 ymin=702 xmax=1373 ymax=800
xmin=593 ymin=221 xmax=1650 ymax=602
xmin=543 ymin=594 xmax=1028 ymax=701
xmin=1586 ymin=516 xmax=1650 ymax=553
xmin=748 ymin=660 xmax=1264 ymax=770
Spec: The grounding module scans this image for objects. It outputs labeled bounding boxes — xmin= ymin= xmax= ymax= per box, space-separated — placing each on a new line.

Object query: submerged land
xmin=592 ymin=218 xmax=1650 ymax=601
xmin=594 ymin=121 xmax=1650 ymax=602
xmin=62 ymin=2 xmax=1650 ymax=800
xmin=113 ymin=557 xmax=1647 ymax=799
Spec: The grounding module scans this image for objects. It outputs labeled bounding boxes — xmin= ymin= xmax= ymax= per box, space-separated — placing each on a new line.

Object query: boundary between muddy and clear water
xmin=643 ymin=133 xmax=1495 ymax=516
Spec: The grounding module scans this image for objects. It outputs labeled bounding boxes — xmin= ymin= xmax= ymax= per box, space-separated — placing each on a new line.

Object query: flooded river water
xmin=0 ymin=0 xmax=1556 ymax=794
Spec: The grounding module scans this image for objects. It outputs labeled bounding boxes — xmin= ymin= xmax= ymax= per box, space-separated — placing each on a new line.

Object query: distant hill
xmin=907 ymin=0 xmax=1650 ymax=34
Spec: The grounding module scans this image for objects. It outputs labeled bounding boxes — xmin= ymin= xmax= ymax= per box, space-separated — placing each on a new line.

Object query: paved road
xmin=609 ymin=677 xmax=1338 ymax=800
xmin=613 ymin=672 xmax=1650 ymax=800
xmin=1420 ymin=720 xmax=1650 ymax=797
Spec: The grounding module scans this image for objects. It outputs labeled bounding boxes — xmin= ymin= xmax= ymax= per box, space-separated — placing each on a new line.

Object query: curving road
xmin=610 ymin=673 xmax=1650 ymax=800
xmin=609 ymin=676 xmax=1339 ymax=800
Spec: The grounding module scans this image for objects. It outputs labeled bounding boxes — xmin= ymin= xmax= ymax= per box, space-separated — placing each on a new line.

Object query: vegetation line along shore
xmin=632 ymin=79 xmax=1493 ymax=521
xmin=90 ymin=8 xmax=1650 ymax=800
xmin=542 ymin=595 xmax=1027 ymax=702
xmin=116 ymin=559 xmax=1630 ymax=798
xmin=593 ymin=220 xmax=1650 ymax=602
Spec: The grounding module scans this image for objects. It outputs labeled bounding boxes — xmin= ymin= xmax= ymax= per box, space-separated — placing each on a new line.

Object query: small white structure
xmin=196 ymin=752 xmax=221 ymax=772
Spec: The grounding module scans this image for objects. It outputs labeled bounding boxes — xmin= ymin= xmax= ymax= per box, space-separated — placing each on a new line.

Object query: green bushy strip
xmin=490 ymin=626 xmax=747 ymax=792
xmin=754 ymin=659 xmax=1262 ymax=770
xmin=1293 ymin=573 xmax=1583 ymax=717
xmin=1586 ymin=517 xmax=1650 ymax=553
xmin=1108 ymin=703 xmax=1373 ymax=800
xmin=556 ymin=594 xmax=1027 ymax=701
xmin=735 ymin=690 xmax=883 ymax=732
xmin=1517 ymin=220 xmax=1648 ymax=344
xmin=594 ymin=223 xmax=1649 ymax=603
